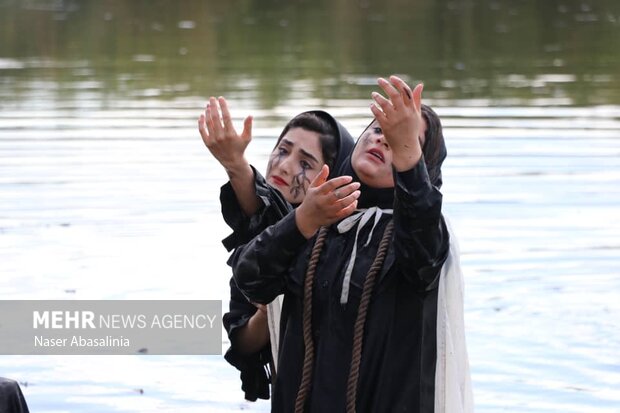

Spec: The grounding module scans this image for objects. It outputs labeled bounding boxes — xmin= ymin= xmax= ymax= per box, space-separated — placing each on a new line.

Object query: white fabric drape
xmin=435 ymin=217 xmax=474 ymax=412
xmin=267 ymin=294 xmax=283 ymax=373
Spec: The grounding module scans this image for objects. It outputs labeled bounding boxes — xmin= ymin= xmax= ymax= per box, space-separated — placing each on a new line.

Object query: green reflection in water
xmin=0 ymin=0 xmax=619 ymax=106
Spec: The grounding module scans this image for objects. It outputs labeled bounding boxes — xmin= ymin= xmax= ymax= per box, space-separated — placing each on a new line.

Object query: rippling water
xmin=2 ymin=71 xmax=619 ymax=412
xmin=2 ymin=0 xmax=620 ymax=411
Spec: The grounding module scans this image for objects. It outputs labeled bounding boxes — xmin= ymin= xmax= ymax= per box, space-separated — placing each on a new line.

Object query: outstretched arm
xmin=372 ymin=76 xmax=449 ymax=289
xmin=198 ymin=96 xmax=259 ymax=216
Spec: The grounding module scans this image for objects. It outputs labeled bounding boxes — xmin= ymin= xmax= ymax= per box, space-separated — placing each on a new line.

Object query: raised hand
xmin=198 ymin=96 xmax=259 ymax=216
xmin=198 ymin=96 xmax=253 ymax=173
xmin=370 ymin=76 xmax=424 ymax=172
xmin=295 ymin=165 xmax=361 ymax=238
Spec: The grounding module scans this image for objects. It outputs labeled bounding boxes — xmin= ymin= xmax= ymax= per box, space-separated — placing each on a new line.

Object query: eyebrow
xmin=281 ymin=138 xmax=320 ymax=164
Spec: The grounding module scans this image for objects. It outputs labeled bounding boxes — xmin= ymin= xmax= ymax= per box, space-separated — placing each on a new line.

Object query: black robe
xmin=231 ymin=160 xmax=449 ymax=412
xmin=221 ymin=166 xmax=290 ymax=401
xmin=220 ymin=112 xmax=355 ymax=402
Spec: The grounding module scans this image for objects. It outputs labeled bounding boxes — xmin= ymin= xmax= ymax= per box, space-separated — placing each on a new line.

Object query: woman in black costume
xmin=231 ymin=76 xmax=460 ymax=412
xmin=198 ymin=98 xmax=355 ymax=401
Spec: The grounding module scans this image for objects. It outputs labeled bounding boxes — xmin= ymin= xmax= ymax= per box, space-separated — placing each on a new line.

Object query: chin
xmin=353 ymin=161 xmax=393 ymax=188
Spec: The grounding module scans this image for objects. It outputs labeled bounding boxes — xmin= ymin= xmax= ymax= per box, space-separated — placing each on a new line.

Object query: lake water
xmin=1 ymin=1 xmax=619 ymax=412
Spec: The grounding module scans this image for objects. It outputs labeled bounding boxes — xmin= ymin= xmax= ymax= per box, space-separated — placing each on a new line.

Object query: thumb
xmin=412 ymin=83 xmax=423 ymax=112
xmin=241 ymin=115 xmax=253 ymax=141
xmin=310 ymin=164 xmax=329 ymax=188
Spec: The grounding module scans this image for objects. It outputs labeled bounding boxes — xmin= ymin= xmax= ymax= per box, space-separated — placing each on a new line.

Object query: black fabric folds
xmin=230 ymin=107 xmax=450 ymax=411
xmin=0 ymin=378 xmax=30 ymax=413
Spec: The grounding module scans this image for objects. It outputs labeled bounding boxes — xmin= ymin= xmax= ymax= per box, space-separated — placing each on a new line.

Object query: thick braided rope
xmin=346 ymin=220 xmax=395 ymax=413
xmin=294 ymin=226 xmax=329 ymax=413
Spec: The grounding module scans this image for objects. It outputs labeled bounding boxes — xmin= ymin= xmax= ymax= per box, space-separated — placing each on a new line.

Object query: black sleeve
xmin=393 ymin=158 xmax=450 ymax=290
xmin=230 ymin=211 xmax=309 ymax=304
xmin=222 ymin=278 xmax=271 ymax=402
xmin=220 ymin=166 xmax=293 ymax=252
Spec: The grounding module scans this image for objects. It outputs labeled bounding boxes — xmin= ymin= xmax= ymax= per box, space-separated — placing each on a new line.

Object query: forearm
xmin=233 ymin=309 xmax=269 ymax=355
xmin=226 ymin=159 xmax=260 ymax=217
xmin=393 ymin=160 xmax=449 ymax=289
xmin=220 ymin=166 xmax=293 ymax=251
xmin=232 ymin=212 xmax=308 ymax=304
xmin=391 ymin=140 xmax=423 ymax=172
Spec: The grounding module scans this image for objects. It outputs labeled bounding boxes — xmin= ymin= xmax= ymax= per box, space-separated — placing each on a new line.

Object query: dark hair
xmin=276 ymin=112 xmax=338 ymax=170
xmin=421 ymin=104 xmax=447 ymax=188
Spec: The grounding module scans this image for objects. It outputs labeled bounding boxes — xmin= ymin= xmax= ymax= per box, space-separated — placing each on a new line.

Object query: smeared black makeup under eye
xmin=290 ymin=164 xmax=311 ymax=198
xmin=267 ymin=147 xmax=286 ymax=174
xmin=360 ymin=126 xmax=381 ymax=145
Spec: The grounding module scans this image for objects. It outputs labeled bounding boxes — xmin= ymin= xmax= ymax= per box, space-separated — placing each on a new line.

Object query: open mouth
xmin=367 ymin=148 xmax=385 ymax=163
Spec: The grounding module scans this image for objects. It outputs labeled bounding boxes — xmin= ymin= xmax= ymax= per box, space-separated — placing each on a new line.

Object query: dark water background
xmin=1 ymin=0 xmax=619 ymax=411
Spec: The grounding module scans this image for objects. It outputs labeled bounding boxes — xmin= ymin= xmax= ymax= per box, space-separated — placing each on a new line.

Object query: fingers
xmin=218 ymin=97 xmax=234 ymax=132
xmin=411 ymin=83 xmax=423 ymax=112
xmin=326 ymin=181 xmax=360 ymax=220
xmin=318 ymin=174 xmax=353 ymax=193
xmin=336 ymin=199 xmax=358 ymax=220
xmin=309 ymin=165 xmax=330 ymax=188
xmin=388 ymin=76 xmax=413 ymax=105
xmin=370 ymin=101 xmax=387 ymax=121
xmin=242 ymin=115 xmax=253 ymax=141
xmin=197 ymin=112 xmax=211 ymax=146
xmin=204 ymin=96 xmax=250 ymax=144
xmin=334 ymin=186 xmax=361 ymax=208
xmin=332 ymin=181 xmax=360 ymax=200
xmin=371 ymin=77 xmax=408 ymax=119
xmin=388 ymin=76 xmax=423 ymax=112
xmin=374 ymin=76 xmax=422 ymax=116
xmin=320 ymin=183 xmax=360 ymax=224
xmin=207 ymin=96 xmax=224 ymax=136
xmin=378 ymin=77 xmax=402 ymax=110
xmin=370 ymin=91 xmax=390 ymax=120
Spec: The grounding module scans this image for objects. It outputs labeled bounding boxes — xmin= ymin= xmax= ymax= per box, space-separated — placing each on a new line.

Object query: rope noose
xmin=294 ymin=226 xmax=329 ymax=413
xmin=346 ymin=220 xmax=395 ymax=413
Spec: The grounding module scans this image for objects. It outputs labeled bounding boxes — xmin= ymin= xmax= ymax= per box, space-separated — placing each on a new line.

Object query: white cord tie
xmin=336 ymin=207 xmax=393 ymax=304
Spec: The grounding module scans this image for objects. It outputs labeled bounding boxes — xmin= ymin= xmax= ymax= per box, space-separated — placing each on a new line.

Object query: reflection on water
xmin=1 ymin=0 xmax=620 ymax=105
xmin=1 ymin=0 xmax=619 ymax=412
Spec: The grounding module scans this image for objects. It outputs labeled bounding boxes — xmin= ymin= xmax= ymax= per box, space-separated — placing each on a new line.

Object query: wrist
xmin=224 ymin=158 xmax=251 ymax=179
xmin=392 ymin=150 xmax=422 ymax=172
xmin=295 ymin=208 xmax=319 ymax=239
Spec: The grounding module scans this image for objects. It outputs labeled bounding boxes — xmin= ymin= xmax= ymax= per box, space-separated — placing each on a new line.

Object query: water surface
xmin=1 ymin=1 xmax=619 ymax=411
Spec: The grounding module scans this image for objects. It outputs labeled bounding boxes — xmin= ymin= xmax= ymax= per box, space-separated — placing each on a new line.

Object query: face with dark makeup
xmin=266 ymin=127 xmax=325 ymax=204
xmin=351 ymin=119 xmax=427 ymax=188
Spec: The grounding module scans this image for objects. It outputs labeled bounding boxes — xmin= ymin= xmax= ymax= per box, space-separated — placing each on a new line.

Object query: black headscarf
xmin=275 ymin=110 xmax=355 ymax=180
xmin=314 ymin=110 xmax=355 ymax=179
xmin=421 ymin=104 xmax=447 ymax=189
